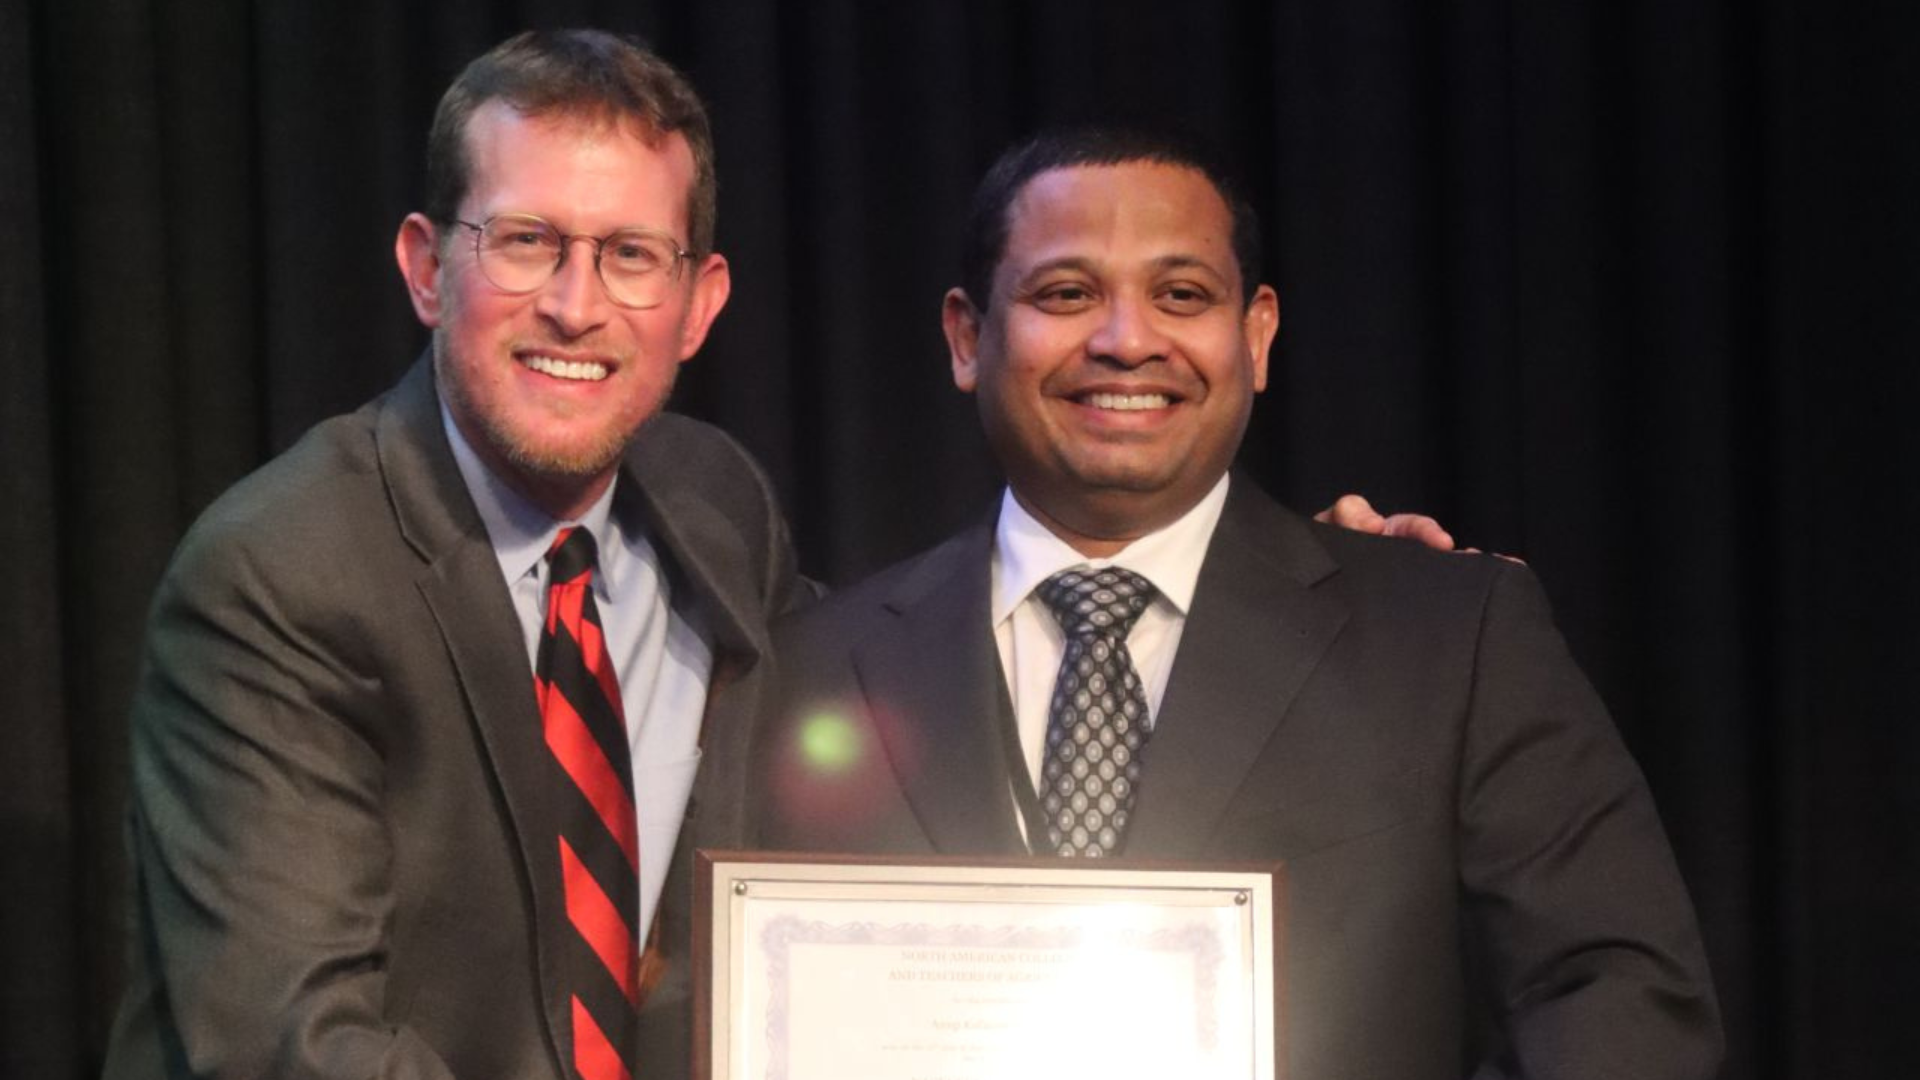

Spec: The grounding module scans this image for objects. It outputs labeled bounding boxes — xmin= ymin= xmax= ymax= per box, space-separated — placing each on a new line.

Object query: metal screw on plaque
xmin=1235 ymin=892 xmax=1249 ymax=906
xmin=734 ymin=882 xmax=748 ymax=896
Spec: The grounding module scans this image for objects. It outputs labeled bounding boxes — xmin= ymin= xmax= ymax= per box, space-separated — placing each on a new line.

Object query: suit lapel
xmin=618 ymin=423 xmax=770 ymax=852
xmin=621 ymin=422 xmax=764 ymax=667
xmin=1126 ymin=480 xmax=1348 ymax=858
xmin=852 ymin=519 xmax=1028 ymax=856
xmin=375 ymin=360 xmax=574 ymax=1048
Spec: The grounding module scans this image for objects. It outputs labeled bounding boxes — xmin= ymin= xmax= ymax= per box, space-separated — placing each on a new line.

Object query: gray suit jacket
xmin=104 ymin=360 xmax=809 ymax=1080
xmin=753 ymin=478 xmax=1721 ymax=1080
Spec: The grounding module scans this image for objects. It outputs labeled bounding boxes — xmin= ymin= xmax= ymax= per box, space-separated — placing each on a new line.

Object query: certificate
xmin=694 ymin=851 xmax=1283 ymax=1080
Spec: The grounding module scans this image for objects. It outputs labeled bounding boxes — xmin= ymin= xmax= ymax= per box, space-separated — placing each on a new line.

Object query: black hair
xmin=958 ymin=125 xmax=1263 ymax=309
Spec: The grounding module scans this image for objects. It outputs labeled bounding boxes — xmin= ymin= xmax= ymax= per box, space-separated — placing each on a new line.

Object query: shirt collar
xmin=991 ymin=473 xmax=1231 ymax=625
xmin=442 ymin=403 xmax=621 ymax=601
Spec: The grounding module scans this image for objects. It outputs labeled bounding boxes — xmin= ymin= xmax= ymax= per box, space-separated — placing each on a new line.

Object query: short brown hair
xmin=424 ymin=29 xmax=718 ymax=255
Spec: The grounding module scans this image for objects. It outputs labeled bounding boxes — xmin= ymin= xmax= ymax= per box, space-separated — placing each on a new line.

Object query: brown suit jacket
xmin=104 ymin=359 xmax=809 ymax=1079
xmin=753 ymin=478 xmax=1722 ymax=1080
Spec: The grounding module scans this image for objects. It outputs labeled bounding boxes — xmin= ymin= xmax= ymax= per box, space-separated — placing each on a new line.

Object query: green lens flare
xmin=799 ymin=714 xmax=860 ymax=773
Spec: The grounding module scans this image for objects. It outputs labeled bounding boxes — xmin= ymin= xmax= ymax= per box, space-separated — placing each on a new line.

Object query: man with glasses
xmin=101 ymin=30 xmax=806 ymax=1080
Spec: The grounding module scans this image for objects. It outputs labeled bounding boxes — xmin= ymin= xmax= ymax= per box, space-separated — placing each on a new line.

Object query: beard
xmin=432 ymin=329 xmax=669 ymax=486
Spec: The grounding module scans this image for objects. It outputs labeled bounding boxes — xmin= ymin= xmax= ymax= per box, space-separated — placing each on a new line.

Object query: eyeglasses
xmin=452 ymin=214 xmax=694 ymax=309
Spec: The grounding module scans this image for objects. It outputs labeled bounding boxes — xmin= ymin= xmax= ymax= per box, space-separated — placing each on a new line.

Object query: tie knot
xmin=546 ymin=526 xmax=599 ymax=586
xmin=1036 ymin=566 xmax=1157 ymax=639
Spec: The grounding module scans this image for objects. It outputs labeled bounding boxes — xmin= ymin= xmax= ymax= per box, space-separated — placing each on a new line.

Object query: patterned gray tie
xmin=1034 ymin=567 xmax=1159 ymax=857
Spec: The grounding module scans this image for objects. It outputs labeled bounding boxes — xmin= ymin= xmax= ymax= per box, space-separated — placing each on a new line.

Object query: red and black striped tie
xmin=535 ymin=527 xmax=639 ymax=1080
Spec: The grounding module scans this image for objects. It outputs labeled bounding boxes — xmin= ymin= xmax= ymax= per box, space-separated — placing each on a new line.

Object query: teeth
xmin=1086 ymin=392 xmax=1170 ymax=411
xmin=523 ymin=355 xmax=609 ymax=382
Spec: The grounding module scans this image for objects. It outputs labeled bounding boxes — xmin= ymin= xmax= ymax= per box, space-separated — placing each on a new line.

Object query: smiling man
xmin=952 ymin=159 xmax=1278 ymax=556
xmin=397 ymin=91 xmax=731 ymax=521
xmin=755 ymin=129 xmax=1723 ymax=1078
xmin=102 ymin=31 xmax=806 ymax=1080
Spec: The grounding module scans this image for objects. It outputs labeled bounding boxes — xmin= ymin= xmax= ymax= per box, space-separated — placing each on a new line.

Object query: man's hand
xmin=1315 ymin=494 xmax=1456 ymax=552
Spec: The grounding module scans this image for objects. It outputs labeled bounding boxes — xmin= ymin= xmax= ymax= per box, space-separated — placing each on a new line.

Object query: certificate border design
xmin=693 ymin=852 xmax=1283 ymax=1080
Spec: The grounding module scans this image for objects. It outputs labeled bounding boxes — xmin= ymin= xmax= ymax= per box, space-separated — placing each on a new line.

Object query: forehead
xmin=999 ymin=162 xmax=1239 ymax=280
xmin=459 ymin=101 xmax=694 ymax=231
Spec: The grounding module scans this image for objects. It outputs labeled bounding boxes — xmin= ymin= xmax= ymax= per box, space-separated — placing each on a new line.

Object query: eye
xmin=1156 ymin=281 xmax=1218 ymax=315
xmin=1030 ymin=281 xmax=1098 ymax=314
xmin=603 ymin=233 xmax=672 ymax=274
xmin=482 ymin=219 xmax=560 ymax=258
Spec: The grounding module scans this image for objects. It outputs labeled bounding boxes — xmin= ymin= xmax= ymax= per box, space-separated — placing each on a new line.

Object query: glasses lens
xmin=599 ymin=230 xmax=683 ymax=308
xmin=476 ymin=216 xmax=561 ymax=293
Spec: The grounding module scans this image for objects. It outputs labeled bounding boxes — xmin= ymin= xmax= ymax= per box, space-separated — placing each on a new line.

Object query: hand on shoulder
xmin=1315 ymin=494 xmax=1524 ymax=563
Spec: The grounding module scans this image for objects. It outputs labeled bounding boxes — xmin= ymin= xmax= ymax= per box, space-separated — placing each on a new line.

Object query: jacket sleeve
xmin=1458 ymin=562 xmax=1723 ymax=1080
xmin=109 ymin=526 xmax=459 ymax=1080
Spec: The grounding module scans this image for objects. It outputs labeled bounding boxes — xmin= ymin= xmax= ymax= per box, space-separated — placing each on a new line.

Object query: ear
xmin=395 ymin=213 xmax=447 ymax=328
xmin=1242 ymin=284 xmax=1280 ymax=392
xmin=673 ymin=253 xmax=732 ymax=362
xmin=942 ymin=288 xmax=984 ymax=392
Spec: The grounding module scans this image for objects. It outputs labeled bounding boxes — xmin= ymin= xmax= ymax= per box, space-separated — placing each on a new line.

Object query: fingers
xmin=1380 ymin=513 xmax=1455 ymax=552
xmin=1460 ymin=546 xmax=1529 ymax=566
xmin=1315 ymin=493 xmax=1387 ymax=533
xmin=1318 ymin=494 xmax=1512 ymax=558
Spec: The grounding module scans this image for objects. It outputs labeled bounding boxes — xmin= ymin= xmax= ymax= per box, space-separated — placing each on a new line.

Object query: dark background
xmin=5 ymin=1 xmax=1916 ymax=1077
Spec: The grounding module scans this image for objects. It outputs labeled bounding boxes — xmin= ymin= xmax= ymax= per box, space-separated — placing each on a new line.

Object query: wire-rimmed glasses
xmin=453 ymin=213 xmax=694 ymax=309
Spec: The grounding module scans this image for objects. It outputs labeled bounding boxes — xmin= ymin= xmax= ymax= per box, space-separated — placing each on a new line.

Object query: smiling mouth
xmin=521 ymin=354 xmax=610 ymax=382
xmin=1081 ymin=391 xmax=1173 ymax=411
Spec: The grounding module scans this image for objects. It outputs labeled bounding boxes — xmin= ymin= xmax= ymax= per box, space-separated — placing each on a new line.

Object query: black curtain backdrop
xmin=5 ymin=2 xmax=1915 ymax=1077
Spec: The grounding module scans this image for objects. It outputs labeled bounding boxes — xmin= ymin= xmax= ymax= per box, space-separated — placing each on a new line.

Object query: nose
xmin=1085 ymin=292 xmax=1170 ymax=368
xmin=534 ymin=236 xmax=611 ymax=337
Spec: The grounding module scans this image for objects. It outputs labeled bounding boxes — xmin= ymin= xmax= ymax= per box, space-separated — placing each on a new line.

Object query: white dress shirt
xmin=990 ymin=474 xmax=1231 ymax=846
xmin=444 ymin=408 xmax=712 ymax=938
